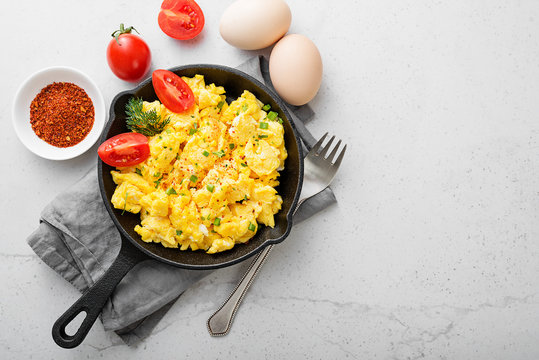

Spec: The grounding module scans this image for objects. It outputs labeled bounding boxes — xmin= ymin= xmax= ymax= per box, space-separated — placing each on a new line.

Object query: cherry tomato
xmin=98 ymin=133 xmax=150 ymax=167
xmin=158 ymin=0 xmax=205 ymax=40
xmin=106 ymin=24 xmax=151 ymax=82
xmin=152 ymin=69 xmax=195 ymax=113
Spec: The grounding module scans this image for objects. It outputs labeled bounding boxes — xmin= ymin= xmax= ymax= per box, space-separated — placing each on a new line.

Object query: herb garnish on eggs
xmin=125 ymin=97 xmax=170 ymax=136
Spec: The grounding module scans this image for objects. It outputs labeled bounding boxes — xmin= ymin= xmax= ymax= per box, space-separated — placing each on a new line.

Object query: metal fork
xmin=207 ymin=133 xmax=346 ymax=336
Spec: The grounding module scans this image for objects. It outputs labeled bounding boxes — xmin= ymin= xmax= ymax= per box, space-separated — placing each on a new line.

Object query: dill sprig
xmin=125 ymin=97 xmax=170 ymax=136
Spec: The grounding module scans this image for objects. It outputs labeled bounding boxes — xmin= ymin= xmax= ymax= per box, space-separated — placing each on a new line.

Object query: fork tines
xmin=311 ymin=132 xmax=347 ymax=166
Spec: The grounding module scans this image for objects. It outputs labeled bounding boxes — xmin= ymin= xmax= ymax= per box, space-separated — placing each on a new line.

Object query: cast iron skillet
xmin=51 ymin=65 xmax=304 ymax=348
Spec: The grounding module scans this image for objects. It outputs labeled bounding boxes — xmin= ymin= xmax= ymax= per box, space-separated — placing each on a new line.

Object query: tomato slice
xmin=158 ymin=0 xmax=205 ymax=40
xmin=152 ymin=69 xmax=195 ymax=113
xmin=98 ymin=132 xmax=150 ymax=167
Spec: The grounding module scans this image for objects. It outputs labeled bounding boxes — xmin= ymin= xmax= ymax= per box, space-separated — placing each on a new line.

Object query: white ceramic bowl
xmin=12 ymin=66 xmax=106 ymax=160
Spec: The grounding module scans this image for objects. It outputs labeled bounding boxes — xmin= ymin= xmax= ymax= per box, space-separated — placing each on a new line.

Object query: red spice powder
xmin=30 ymin=82 xmax=95 ymax=148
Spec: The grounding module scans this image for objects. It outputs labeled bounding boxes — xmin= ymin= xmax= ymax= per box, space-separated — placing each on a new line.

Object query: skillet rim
xmin=97 ymin=64 xmax=304 ymax=270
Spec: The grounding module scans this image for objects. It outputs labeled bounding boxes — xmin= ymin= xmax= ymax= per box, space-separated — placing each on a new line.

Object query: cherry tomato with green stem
xmin=106 ymin=24 xmax=151 ymax=82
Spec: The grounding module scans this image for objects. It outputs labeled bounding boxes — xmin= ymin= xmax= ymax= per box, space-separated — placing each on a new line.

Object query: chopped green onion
xmin=193 ymin=122 xmax=198 ymax=130
xmin=262 ymin=104 xmax=271 ymax=111
xmin=267 ymin=111 xmax=278 ymax=120
xmin=135 ymin=168 xmax=142 ymax=176
xmin=213 ymin=218 xmax=221 ymax=226
xmin=122 ymin=191 xmax=129 ymax=215
xmin=240 ymin=162 xmax=247 ymax=167
xmin=248 ymin=222 xmax=256 ymax=231
xmin=229 ymin=143 xmax=235 ymax=150
xmin=217 ymin=100 xmax=225 ymax=109
xmin=189 ymin=128 xmax=196 ymax=135
xmin=202 ymin=150 xmax=210 ymax=157
xmin=258 ymin=134 xmax=268 ymax=139
xmin=213 ymin=150 xmax=226 ymax=158
xmin=190 ymin=115 xmax=195 ymax=118
xmin=242 ymin=104 xmax=248 ymax=112
xmin=259 ymin=122 xmax=268 ymax=129
xmin=236 ymin=110 xmax=240 ymax=116
xmin=166 ymin=187 xmax=177 ymax=195
xmin=153 ymin=172 xmax=161 ymax=177
xmin=277 ymin=117 xmax=283 ymax=124
xmin=176 ymin=230 xmax=182 ymax=236
xmin=190 ymin=175 xmax=198 ymax=183
xmin=207 ymin=184 xmax=215 ymax=192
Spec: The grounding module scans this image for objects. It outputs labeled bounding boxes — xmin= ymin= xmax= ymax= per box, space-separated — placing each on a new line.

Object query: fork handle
xmin=207 ymin=244 xmax=274 ymax=336
xmin=207 ymin=199 xmax=307 ymax=336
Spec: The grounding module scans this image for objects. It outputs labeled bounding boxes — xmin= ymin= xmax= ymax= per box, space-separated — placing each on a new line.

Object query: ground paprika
xmin=30 ymin=82 xmax=94 ymax=148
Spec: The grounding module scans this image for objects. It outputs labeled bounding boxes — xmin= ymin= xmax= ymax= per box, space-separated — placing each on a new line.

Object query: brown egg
xmin=269 ymin=34 xmax=323 ymax=106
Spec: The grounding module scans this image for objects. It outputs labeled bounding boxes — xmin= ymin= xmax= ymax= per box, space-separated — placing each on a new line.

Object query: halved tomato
xmin=158 ymin=0 xmax=205 ymax=40
xmin=152 ymin=69 xmax=195 ymax=113
xmin=98 ymin=133 xmax=150 ymax=167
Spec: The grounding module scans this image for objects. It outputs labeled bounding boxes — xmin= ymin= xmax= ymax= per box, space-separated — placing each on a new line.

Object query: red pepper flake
xmin=30 ymin=82 xmax=94 ymax=148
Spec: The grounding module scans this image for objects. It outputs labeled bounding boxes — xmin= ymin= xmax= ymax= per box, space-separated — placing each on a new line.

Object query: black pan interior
xmin=99 ymin=65 xmax=303 ymax=269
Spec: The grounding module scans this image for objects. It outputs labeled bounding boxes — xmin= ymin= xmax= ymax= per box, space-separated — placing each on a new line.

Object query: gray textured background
xmin=2 ymin=0 xmax=539 ymax=358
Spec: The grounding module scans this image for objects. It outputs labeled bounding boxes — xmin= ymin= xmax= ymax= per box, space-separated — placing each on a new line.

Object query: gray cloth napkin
xmin=26 ymin=56 xmax=336 ymax=345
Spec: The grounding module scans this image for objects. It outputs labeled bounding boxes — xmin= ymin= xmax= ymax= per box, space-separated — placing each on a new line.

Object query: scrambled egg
xmin=110 ymin=75 xmax=287 ymax=254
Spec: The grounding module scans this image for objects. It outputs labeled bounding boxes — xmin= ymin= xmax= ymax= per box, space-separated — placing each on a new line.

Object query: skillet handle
xmin=52 ymin=239 xmax=147 ymax=348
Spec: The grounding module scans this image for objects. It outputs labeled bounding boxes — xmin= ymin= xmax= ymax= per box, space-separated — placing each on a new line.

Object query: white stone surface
xmin=2 ymin=0 xmax=539 ymax=359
